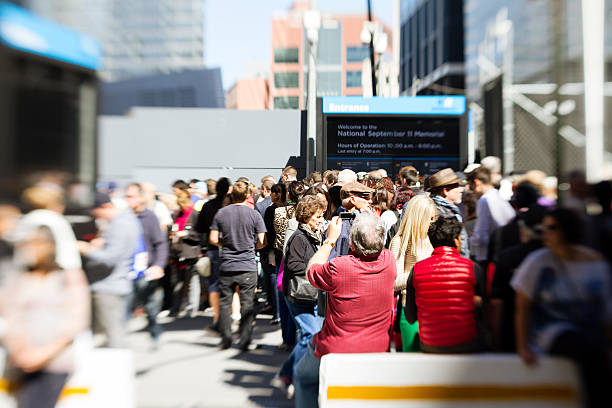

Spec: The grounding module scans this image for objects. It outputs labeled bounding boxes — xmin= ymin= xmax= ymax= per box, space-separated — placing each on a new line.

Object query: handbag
xmin=287 ymin=274 xmax=318 ymax=304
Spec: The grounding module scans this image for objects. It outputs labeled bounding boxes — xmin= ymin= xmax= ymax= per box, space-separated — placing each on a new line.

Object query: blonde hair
xmin=176 ymin=190 xmax=192 ymax=210
xmin=394 ymin=194 xmax=436 ymax=260
xmin=21 ymin=184 xmax=64 ymax=210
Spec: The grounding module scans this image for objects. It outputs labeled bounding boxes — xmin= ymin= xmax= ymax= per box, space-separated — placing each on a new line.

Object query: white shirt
xmin=470 ymin=188 xmax=515 ymax=261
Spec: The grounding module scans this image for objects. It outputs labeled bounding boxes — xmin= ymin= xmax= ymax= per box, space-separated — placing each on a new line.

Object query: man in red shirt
xmin=293 ymin=213 xmax=396 ymax=408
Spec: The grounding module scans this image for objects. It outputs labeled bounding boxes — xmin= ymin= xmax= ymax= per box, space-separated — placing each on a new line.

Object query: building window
xmin=274 ymin=72 xmax=299 ymax=88
xmin=274 ymin=47 xmax=299 ymax=63
xmin=346 ymin=46 xmax=369 ymax=63
xmin=346 ymin=71 xmax=362 ymax=88
xmin=274 ymin=96 xmax=299 ymax=109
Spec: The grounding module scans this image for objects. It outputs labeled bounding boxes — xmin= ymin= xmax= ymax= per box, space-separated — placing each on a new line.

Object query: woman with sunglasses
xmin=512 ymin=208 xmax=612 ymax=408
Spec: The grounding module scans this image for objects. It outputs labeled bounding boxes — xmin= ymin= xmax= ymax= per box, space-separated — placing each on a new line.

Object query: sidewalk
xmin=129 ymin=310 xmax=293 ymax=408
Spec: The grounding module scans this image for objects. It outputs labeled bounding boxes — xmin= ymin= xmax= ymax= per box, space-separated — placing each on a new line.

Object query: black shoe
xmin=220 ymin=339 xmax=232 ymax=350
xmin=209 ymin=321 xmax=220 ymax=333
xmin=238 ymin=340 xmax=255 ymax=352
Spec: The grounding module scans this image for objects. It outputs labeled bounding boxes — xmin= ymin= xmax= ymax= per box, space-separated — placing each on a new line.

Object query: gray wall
xmin=100 ymin=68 xmax=225 ymax=116
xmin=99 ymin=108 xmax=302 ymax=191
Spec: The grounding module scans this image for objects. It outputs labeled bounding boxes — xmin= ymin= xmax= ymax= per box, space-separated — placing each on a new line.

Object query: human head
xmin=399 ymin=166 xmax=419 ymax=187
xmin=215 ymin=177 xmax=231 ymax=201
xmin=281 ymin=166 xmax=298 ymax=182
xmin=305 ymin=183 xmax=330 ymax=219
xmin=15 ymin=225 xmax=57 ymax=272
xmin=323 ymin=170 xmax=339 ymax=189
xmin=192 ymin=181 xmax=208 ymax=198
xmin=349 ymin=213 xmax=385 ymax=257
xmin=231 ymin=181 xmax=249 ymax=203
xmin=271 ymin=183 xmax=287 ymax=207
xmin=176 ymin=190 xmax=192 ymax=211
xmin=467 ymin=166 xmax=492 ymax=194
xmin=327 ymin=185 xmax=342 ymax=212
xmin=307 ymin=171 xmax=322 ymax=185
xmin=337 ymin=169 xmax=357 ymax=186
xmin=205 ymin=179 xmax=217 ymax=196
xmin=125 ymin=183 xmax=146 ymax=212
xmin=372 ymin=187 xmax=390 ymax=213
xmin=367 ymin=170 xmax=383 ymax=188
xmin=428 ymin=216 xmax=463 ymax=250
xmin=481 ymin=156 xmax=502 ymax=185
xmin=21 ymin=182 xmax=65 ymax=213
xmin=462 ymin=189 xmax=478 ymax=220
xmin=391 ymin=186 xmax=415 ymax=211
xmin=295 ymin=195 xmax=326 ymax=232
xmin=517 ymin=204 xmax=546 ymax=243
xmin=287 ymin=181 xmax=306 ymax=204
xmin=91 ymin=191 xmax=117 ymax=220
xmin=340 ymin=182 xmax=374 ymax=211
xmin=260 ymin=178 xmax=275 ymax=197
xmin=541 ymin=208 xmax=583 ymax=248
xmin=172 ymin=180 xmax=189 ymax=197
xmin=140 ymin=182 xmax=158 ymax=207
xmin=395 ymin=194 xmax=436 ymax=255
xmin=427 ymin=168 xmax=464 ymax=205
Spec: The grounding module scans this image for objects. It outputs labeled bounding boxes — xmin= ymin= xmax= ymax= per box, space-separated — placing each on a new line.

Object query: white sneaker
xmin=231 ymin=313 xmax=241 ymax=322
xmin=286 ymin=384 xmax=295 ymax=400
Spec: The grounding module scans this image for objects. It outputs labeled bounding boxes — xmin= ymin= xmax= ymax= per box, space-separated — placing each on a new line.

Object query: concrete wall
xmin=98 ymin=107 xmax=302 ymax=192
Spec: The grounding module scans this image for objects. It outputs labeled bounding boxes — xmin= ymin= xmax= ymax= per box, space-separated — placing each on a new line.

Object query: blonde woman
xmin=389 ymin=194 xmax=436 ymax=351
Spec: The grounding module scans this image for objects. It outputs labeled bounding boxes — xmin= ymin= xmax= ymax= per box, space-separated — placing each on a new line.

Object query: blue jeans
xmin=277 ymin=266 xmax=296 ymax=347
xmin=294 ymin=340 xmax=321 ymax=408
xmin=281 ymin=300 xmax=323 ymax=381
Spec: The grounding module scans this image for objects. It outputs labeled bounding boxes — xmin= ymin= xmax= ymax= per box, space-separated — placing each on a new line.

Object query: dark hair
xmin=288 ymin=181 xmax=305 ymax=204
xmin=372 ymin=187 xmax=390 ymax=213
xmin=593 ymin=180 xmax=612 ymax=216
xmin=468 ymin=167 xmax=491 ymax=185
xmin=399 ymin=166 xmax=419 ymax=186
xmin=512 ymin=182 xmax=541 ymax=209
xmin=215 ymin=177 xmax=231 ymax=202
xmin=324 ymin=170 xmax=339 ymax=186
xmin=307 ymin=171 xmax=322 ymax=185
xmin=428 ymin=216 xmax=463 ymax=248
xmin=189 ymin=178 xmax=200 ymax=186
xmin=328 ymin=185 xmax=342 ymax=209
xmin=462 ymin=189 xmax=478 ymax=220
xmin=205 ymin=179 xmax=216 ymax=195
xmin=391 ymin=186 xmax=415 ymax=210
xmin=545 ymin=208 xmax=584 ymax=244
xmin=271 ymin=183 xmax=287 ymax=206
xmin=172 ymin=180 xmax=189 ymax=190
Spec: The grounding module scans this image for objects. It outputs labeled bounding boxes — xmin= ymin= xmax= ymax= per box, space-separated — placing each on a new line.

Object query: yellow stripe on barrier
xmin=1 ymin=378 xmax=89 ymax=399
xmin=326 ymin=385 xmax=576 ymax=401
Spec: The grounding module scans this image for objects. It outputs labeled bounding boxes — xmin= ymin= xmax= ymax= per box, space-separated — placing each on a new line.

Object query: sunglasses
xmin=352 ymin=192 xmax=372 ymax=200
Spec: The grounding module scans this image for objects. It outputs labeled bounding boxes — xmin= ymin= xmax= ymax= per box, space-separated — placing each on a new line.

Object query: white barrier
xmin=0 ymin=334 xmax=134 ymax=408
xmin=319 ymin=353 xmax=582 ymax=408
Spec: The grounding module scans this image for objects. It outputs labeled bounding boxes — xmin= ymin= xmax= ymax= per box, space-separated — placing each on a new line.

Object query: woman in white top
xmin=388 ymin=194 xmax=436 ymax=352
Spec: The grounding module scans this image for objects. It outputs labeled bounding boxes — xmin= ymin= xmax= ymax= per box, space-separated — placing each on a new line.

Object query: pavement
xmin=128 ymin=309 xmax=294 ymax=408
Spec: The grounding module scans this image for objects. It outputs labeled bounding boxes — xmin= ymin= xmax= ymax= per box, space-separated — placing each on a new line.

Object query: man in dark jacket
xmin=125 ymin=183 xmax=169 ymax=349
xmin=405 ymin=216 xmax=485 ymax=353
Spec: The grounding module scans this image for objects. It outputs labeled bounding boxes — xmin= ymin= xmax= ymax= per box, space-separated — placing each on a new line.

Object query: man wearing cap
xmin=427 ymin=168 xmax=470 ymax=258
xmin=78 ymin=192 xmax=142 ymax=348
xmin=327 ymin=181 xmax=374 ymax=260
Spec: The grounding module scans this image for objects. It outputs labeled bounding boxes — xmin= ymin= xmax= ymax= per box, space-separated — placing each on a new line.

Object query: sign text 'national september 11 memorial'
xmin=317 ymin=96 xmax=467 ymax=175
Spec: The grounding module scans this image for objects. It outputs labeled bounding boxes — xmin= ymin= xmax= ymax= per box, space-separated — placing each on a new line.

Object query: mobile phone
xmin=339 ymin=212 xmax=356 ymax=221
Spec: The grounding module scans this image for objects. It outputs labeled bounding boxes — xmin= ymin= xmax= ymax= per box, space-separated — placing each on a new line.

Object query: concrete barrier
xmin=0 ymin=333 xmax=134 ymax=408
xmin=319 ymin=353 xmax=581 ymax=408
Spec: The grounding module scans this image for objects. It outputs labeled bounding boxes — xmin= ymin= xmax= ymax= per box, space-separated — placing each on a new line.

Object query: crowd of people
xmin=0 ymin=159 xmax=610 ymax=408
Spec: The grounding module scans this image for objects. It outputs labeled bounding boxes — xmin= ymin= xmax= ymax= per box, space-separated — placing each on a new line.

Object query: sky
xmin=206 ymin=0 xmax=394 ymax=90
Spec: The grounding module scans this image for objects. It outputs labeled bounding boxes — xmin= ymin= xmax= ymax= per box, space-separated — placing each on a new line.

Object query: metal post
xmin=391 ymin=0 xmax=401 ymax=97
xmin=552 ymin=0 xmax=565 ymax=201
xmin=305 ymin=6 xmax=320 ymax=176
xmin=582 ymin=0 xmax=605 ymax=184
xmin=367 ymin=0 xmax=377 ymax=96
xmin=502 ymin=20 xmax=514 ymax=175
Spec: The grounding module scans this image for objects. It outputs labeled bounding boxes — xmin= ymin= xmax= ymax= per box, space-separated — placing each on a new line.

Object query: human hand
xmin=90 ymin=238 xmax=105 ymax=249
xmin=145 ymin=265 xmax=164 ymax=280
xmin=13 ymin=345 xmax=54 ymax=373
xmin=327 ymin=216 xmax=342 ymax=243
xmin=518 ymin=346 xmax=537 ymax=366
xmin=76 ymin=241 xmax=91 ymax=254
xmin=176 ymin=230 xmax=188 ymax=238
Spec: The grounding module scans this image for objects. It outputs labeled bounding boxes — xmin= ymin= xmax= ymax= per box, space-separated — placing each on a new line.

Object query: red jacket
xmin=412 ymin=246 xmax=477 ymax=348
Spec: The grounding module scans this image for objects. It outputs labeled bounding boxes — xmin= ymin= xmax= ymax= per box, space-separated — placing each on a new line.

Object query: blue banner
xmin=0 ymin=2 xmax=102 ymax=70
xmin=323 ymin=96 xmax=466 ymax=116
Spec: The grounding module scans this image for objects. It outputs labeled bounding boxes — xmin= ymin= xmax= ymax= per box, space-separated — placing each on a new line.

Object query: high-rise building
xmin=23 ymin=0 xmax=205 ymax=81
xmin=226 ymin=78 xmax=270 ymax=110
xmin=270 ymin=2 xmax=390 ymax=110
xmin=464 ymin=0 xmax=612 ymax=175
xmin=399 ymin=0 xmax=465 ymax=95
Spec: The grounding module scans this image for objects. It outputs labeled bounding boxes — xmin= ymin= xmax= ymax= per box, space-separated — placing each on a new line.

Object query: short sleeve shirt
xmin=511 ymin=248 xmax=612 ymax=351
xmin=210 ymin=204 xmax=266 ymax=272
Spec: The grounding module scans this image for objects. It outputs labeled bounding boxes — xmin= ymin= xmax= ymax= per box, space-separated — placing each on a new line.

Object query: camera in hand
xmin=339 ymin=212 xmax=356 ymax=221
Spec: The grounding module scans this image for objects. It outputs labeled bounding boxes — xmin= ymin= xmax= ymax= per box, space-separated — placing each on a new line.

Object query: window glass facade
xmin=346 ymin=71 xmax=362 ymax=88
xmin=274 ymin=72 xmax=299 ymax=88
xmin=346 ymin=46 xmax=370 ymax=63
xmin=274 ymin=47 xmax=299 ymax=63
xmin=273 ymin=96 xmax=299 ymax=109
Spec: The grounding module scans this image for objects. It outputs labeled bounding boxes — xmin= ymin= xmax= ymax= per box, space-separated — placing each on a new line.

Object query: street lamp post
xmin=304 ymin=9 xmax=321 ymax=175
